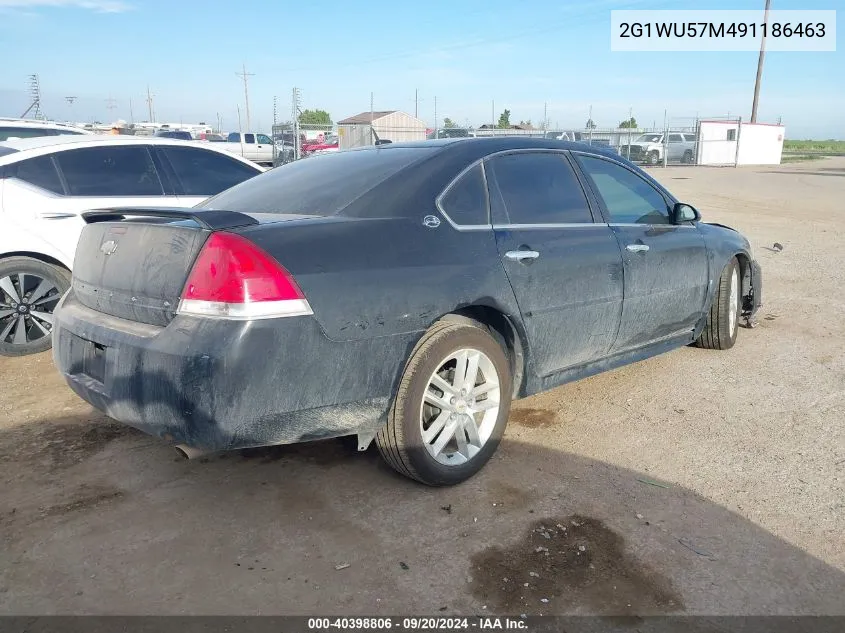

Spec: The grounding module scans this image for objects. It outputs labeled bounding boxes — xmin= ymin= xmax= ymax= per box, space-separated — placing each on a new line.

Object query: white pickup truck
xmin=219 ymin=132 xmax=276 ymax=165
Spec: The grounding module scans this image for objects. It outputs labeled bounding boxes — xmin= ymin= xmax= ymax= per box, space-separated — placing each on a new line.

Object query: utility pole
xmin=543 ymin=101 xmax=548 ymax=132
xmin=129 ymin=97 xmax=134 ymax=124
xmin=292 ymin=87 xmax=301 ymax=159
xmin=236 ymin=63 xmax=255 ymax=131
xmin=65 ymin=96 xmax=76 ymax=123
xmin=145 ymin=85 xmax=154 ymax=122
xmin=434 ymin=95 xmax=438 ymax=139
xmin=751 ymin=0 xmax=771 ymax=123
xmin=105 ymin=95 xmax=117 ymax=122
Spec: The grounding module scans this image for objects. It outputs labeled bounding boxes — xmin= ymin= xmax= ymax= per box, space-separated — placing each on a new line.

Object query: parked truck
xmin=220 ymin=132 xmax=276 ymax=165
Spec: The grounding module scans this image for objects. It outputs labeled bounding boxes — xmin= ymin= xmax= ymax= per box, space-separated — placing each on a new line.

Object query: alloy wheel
xmin=419 ymin=348 xmax=501 ymax=466
xmin=0 ymin=273 xmax=61 ymax=346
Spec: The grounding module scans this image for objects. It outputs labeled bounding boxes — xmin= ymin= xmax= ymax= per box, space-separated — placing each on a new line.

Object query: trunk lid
xmin=71 ymin=208 xmax=317 ymax=326
xmin=73 ymin=221 xmax=210 ymax=326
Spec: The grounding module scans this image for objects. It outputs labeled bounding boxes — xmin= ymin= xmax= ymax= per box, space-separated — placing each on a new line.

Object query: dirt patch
xmin=486 ymin=480 xmax=533 ymax=510
xmin=470 ymin=515 xmax=683 ymax=614
xmin=510 ymin=408 xmax=556 ymax=429
xmin=0 ymin=416 xmax=138 ymax=472
xmin=39 ymin=484 xmax=125 ymax=517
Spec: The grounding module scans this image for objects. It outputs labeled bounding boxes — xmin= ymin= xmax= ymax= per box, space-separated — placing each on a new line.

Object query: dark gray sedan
xmin=52 ymin=138 xmax=762 ymax=485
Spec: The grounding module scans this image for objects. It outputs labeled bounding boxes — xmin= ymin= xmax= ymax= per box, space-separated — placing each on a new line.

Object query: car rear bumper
xmin=52 ymin=293 xmax=413 ymax=452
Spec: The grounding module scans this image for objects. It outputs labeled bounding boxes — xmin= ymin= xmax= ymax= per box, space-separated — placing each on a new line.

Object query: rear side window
xmin=10 ymin=155 xmax=64 ymax=194
xmin=0 ymin=127 xmax=55 ymax=141
xmin=161 ymin=146 xmax=260 ymax=196
xmin=438 ymin=163 xmax=489 ymax=226
xmin=56 ymin=145 xmax=164 ymax=196
xmin=201 ymin=147 xmax=436 ymax=217
xmin=486 ymin=152 xmax=592 ymax=225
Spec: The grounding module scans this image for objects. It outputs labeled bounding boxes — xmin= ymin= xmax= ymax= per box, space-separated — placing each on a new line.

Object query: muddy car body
xmin=52 ymin=138 xmax=762 ymax=485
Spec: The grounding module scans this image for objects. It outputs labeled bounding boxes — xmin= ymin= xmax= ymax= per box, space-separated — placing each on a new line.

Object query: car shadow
xmin=1 ymin=403 xmax=844 ymax=618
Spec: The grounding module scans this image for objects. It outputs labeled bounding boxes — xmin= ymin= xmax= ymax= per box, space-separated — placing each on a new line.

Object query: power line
xmin=236 ymin=63 xmax=255 ymax=132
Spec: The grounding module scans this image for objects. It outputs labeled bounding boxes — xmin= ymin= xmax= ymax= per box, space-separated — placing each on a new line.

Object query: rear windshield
xmin=199 ymin=146 xmax=436 ymax=217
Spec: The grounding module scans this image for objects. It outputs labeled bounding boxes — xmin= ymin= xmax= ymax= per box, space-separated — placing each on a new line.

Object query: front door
xmin=485 ymin=150 xmax=624 ymax=377
xmin=573 ymin=153 xmax=709 ymax=352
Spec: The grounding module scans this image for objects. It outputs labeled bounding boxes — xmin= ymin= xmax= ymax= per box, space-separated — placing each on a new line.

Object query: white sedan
xmin=0 ymin=135 xmax=264 ymax=356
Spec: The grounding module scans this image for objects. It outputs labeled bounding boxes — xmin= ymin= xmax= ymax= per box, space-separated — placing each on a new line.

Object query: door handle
xmin=626 ymin=244 xmax=650 ymax=253
xmin=505 ymin=250 xmax=540 ymax=261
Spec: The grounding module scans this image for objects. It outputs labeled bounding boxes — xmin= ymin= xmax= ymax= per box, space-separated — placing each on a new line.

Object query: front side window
xmin=56 ymin=145 xmax=164 ymax=196
xmin=10 ymin=155 xmax=64 ymax=194
xmin=438 ymin=162 xmax=488 ymax=226
xmin=161 ymin=146 xmax=260 ymax=196
xmin=486 ymin=152 xmax=592 ymax=225
xmin=256 ymin=134 xmax=272 ymax=144
xmin=576 ymin=154 xmax=670 ymax=225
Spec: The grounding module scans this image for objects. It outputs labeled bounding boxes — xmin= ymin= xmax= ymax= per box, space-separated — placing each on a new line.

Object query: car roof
xmin=0 ymin=118 xmax=92 ymax=132
xmin=370 ymin=136 xmax=620 ymax=158
xmin=0 ymin=134 xmax=265 ymax=169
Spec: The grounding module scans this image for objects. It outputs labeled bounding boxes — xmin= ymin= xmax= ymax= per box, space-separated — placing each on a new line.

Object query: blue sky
xmin=0 ymin=0 xmax=842 ymax=138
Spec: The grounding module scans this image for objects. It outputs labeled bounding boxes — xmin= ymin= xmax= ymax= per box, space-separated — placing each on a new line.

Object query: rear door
xmin=572 ymin=152 xmax=708 ymax=352
xmin=667 ymin=133 xmax=685 ymax=162
xmin=485 ymin=150 xmax=624 ymax=377
xmin=241 ymin=133 xmax=258 ymax=161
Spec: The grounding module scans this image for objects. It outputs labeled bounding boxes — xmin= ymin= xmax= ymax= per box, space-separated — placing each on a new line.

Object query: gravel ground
xmin=0 ymin=157 xmax=843 ymax=616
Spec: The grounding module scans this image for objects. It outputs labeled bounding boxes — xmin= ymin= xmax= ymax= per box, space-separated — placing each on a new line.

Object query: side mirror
xmin=673 ymin=203 xmax=701 ymax=224
xmin=374 ymin=139 xmax=392 ymax=146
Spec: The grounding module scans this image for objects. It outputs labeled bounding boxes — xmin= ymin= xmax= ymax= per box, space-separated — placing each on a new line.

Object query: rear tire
xmin=696 ymin=258 xmax=740 ymax=350
xmin=0 ymin=257 xmax=70 ymax=357
xmin=376 ymin=320 xmax=512 ymax=486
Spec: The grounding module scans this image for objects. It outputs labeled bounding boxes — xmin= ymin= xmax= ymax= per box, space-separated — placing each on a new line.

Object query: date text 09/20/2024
xmin=307 ymin=617 xmax=528 ymax=630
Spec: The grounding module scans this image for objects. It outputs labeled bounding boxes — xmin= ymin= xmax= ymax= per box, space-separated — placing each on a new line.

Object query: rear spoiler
xmin=82 ymin=207 xmax=258 ymax=230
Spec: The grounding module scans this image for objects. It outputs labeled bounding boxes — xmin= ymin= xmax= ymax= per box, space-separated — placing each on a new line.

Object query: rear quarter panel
xmin=239 ymin=216 xmax=522 ymax=342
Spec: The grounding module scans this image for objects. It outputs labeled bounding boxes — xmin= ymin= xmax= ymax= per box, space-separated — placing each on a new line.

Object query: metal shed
xmin=337 ymin=110 xmax=426 ymax=150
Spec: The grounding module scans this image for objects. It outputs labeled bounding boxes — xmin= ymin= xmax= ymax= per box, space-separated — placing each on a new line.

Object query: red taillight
xmin=177 ymin=232 xmax=312 ymax=319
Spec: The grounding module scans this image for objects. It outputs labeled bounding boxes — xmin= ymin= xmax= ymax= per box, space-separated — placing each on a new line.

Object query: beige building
xmin=337 ymin=110 xmax=427 ymax=150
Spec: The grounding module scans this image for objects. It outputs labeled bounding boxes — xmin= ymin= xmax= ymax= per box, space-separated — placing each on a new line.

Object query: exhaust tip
xmin=175 ymin=444 xmax=209 ymax=460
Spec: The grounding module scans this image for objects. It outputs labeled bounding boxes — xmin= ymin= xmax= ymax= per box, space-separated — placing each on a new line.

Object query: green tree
xmin=497 ymin=109 xmax=511 ymax=128
xmin=443 ymin=117 xmax=456 ymax=128
xmin=585 ymin=118 xmax=597 ymax=129
xmin=618 ymin=117 xmax=638 ymax=128
xmin=298 ymin=109 xmax=332 ymax=126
